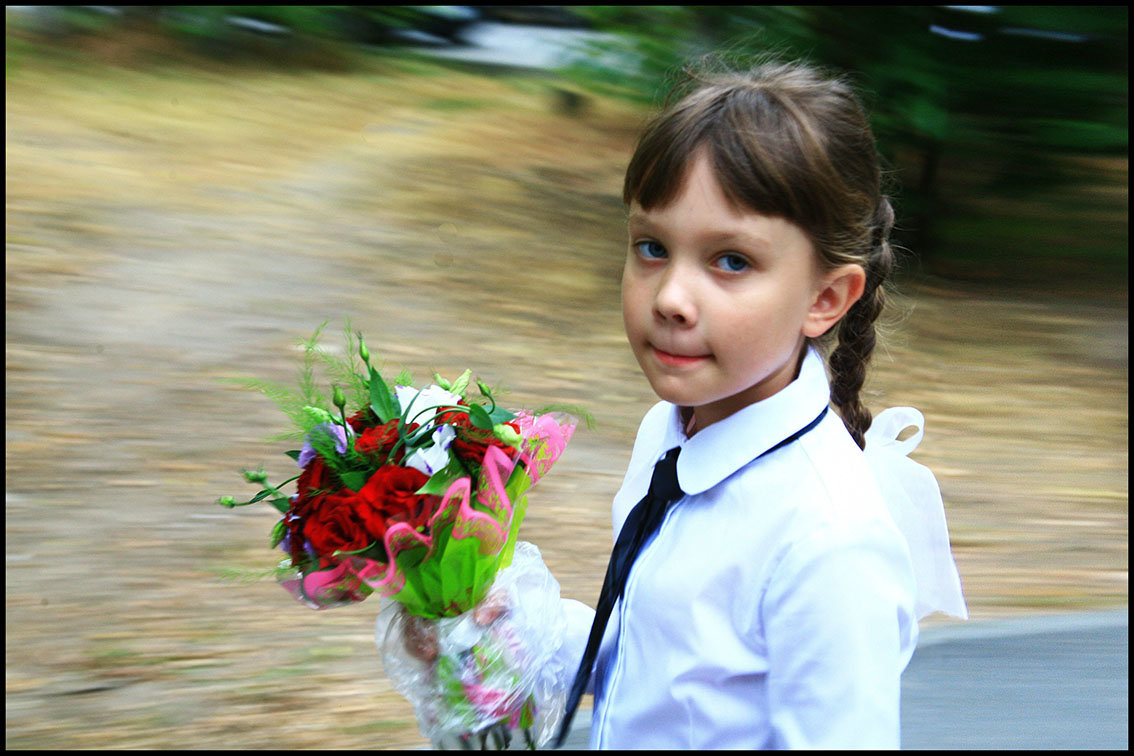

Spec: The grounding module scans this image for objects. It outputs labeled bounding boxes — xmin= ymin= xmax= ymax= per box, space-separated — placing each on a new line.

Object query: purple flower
xmin=297 ymin=423 xmax=349 ymax=467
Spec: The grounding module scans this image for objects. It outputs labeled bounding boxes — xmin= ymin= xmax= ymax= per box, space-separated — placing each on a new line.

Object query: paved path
xmin=556 ymin=608 xmax=1129 ymax=750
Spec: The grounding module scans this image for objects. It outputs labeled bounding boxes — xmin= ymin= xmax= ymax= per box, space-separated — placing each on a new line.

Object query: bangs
xmin=622 ymin=85 xmax=835 ymax=234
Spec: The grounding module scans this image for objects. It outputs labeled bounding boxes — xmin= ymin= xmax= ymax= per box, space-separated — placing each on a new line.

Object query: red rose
xmin=355 ymin=419 xmax=400 ymax=455
xmin=434 ymin=405 xmax=469 ymax=426
xmin=449 ymin=418 xmax=520 ymax=467
xmin=347 ymin=408 xmax=375 ymax=432
xmin=296 ymin=455 xmax=337 ymax=500
xmin=302 ymin=489 xmax=372 ymax=568
xmin=287 ymin=457 xmax=342 ymax=565
xmin=353 ymin=465 xmax=439 ymax=542
xmin=355 ymin=419 xmax=419 ymax=464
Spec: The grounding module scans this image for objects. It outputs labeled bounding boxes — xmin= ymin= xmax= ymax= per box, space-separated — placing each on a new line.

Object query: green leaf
xmin=247 ymin=488 xmax=272 ymax=504
xmin=339 ymin=470 xmax=369 ymax=492
xmin=487 ymin=405 xmax=516 ymax=425
xmin=332 ymin=541 xmax=382 ymax=559
xmin=415 ymin=455 xmax=465 ymax=496
xmin=284 ymin=449 xmax=301 ymax=461
xmin=468 ymin=403 xmax=494 ymax=430
xmin=368 ymin=365 xmax=399 ymax=423
xmin=268 ymin=497 xmax=291 ymax=515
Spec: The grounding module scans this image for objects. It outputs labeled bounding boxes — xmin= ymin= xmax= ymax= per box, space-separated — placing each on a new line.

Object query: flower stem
xmin=389 ymin=402 xmax=471 ymax=461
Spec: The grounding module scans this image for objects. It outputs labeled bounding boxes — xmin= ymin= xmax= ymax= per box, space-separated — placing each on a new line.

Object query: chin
xmin=644 ymin=376 xmax=709 ymax=409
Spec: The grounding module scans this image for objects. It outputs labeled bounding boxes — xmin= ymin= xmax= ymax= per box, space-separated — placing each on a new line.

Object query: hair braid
xmin=829 ymin=198 xmax=895 ymax=448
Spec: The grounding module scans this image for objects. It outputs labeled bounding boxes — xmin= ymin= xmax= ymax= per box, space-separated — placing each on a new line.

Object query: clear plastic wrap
xmin=377 ymin=541 xmax=570 ymax=749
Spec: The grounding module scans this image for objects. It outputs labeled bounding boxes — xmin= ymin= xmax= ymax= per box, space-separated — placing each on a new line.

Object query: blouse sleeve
xmin=761 ymin=522 xmax=918 ymax=749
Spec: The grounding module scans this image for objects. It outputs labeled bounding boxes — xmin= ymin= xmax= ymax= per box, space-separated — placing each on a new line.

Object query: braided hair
xmin=624 ymin=57 xmax=896 ymax=448
xmin=828 ymin=199 xmax=895 ymax=448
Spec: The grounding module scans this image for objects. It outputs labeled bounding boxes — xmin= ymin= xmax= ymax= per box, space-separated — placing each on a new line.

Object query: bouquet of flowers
xmin=217 ymin=323 xmax=579 ymax=747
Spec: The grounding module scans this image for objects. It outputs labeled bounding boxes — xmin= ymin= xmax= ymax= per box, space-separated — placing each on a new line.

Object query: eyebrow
xmin=627 ymin=212 xmax=773 ymax=253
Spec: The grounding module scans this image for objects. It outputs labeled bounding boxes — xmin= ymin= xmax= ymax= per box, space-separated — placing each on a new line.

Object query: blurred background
xmin=6 ymin=5 xmax=1127 ymax=749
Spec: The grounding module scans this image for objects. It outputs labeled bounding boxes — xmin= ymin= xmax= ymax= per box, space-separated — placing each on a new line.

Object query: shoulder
xmin=627 ymin=400 xmax=676 ymax=469
xmin=797 ymin=412 xmax=889 ymax=525
xmin=766 ymin=415 xmax=914 ymax=586
xmin=733 ymin=412 xmax=907 ymax=564
xmin=637 ymin=399 xmax=675 ymax=439
xmin=609 ymin=401 xmax=679 ymax=527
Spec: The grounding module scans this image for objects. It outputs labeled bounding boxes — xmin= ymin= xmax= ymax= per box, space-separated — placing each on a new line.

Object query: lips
xmin=651 ymin=345 xmax=710 ymax=367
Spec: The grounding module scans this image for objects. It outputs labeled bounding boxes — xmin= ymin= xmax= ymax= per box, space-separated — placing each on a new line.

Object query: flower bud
xmin=270 ymin=519 xmax=287 ymax=549
xmin=493 ymin=423 xmax=522 ymax=448
xmin=242 ymin=468 xmax=268 ymax=484
xmin=218 ymin=495 xmax=237 ymax=508
xmin=302 ymin=405 xmax=333 ymax=424
xmin=358 ymin=337 xmax=370 ymax=364
xmin=332 ymin=385 xmax=346 ymax=410
xmin=450 ymin=369 xmax=472 ymax=397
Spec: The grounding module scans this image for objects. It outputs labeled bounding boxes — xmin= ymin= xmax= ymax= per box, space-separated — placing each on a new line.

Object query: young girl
xmin=550 ymin=58 xmax=967 ymax=749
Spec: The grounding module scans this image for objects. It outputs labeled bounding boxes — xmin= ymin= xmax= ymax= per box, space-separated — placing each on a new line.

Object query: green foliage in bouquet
xmin=221 ymin=319 xmax=377 ymax=443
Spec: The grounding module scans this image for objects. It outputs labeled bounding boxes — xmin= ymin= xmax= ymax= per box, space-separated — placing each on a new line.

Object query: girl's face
xmin=622 ymin=151 xmax=841 ymax=432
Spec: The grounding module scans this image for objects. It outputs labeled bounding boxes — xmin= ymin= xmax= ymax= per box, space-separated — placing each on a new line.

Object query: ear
xmin=803 ymin=263 xmax=866 ymax=339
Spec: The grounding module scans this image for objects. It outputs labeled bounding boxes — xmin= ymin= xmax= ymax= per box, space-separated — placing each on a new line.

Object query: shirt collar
xmin=664 ymin=347 xmax=832 ymax=495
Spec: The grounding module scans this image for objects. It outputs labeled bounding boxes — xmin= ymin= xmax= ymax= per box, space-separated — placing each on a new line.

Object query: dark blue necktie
xmin=555 ymin=446 xmax=684 ymax=747
xmin=553 ymin=405 xmax=828 ymax=748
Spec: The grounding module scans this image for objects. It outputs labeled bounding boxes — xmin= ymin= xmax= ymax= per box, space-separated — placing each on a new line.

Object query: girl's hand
xmin=472 ymin=588 xmax=509 ymax=626
xmin=402 ymin=613 xmax=438 ymax=663
xmin=402 ymin=590 xmax=509 ymax=663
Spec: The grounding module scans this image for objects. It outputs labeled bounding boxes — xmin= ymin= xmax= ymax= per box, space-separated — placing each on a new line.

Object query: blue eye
xmin=634 ymin=240 xmax=667 ymax=260
xmin=717 ymin=253 xmax=749 ymax=272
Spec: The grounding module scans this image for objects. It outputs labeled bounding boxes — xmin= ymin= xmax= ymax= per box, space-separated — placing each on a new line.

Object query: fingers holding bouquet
xmin=473 ymin=588 xmax=510 ymax=627
xmin=404 ymin=613 xmax=440 ymax=663
xmin=404 ymin=588 xmax=507 ymax=665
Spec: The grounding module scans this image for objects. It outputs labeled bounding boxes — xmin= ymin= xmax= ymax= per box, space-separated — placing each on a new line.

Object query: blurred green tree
xmin=569 ymin=5 xmax=1128 ymax=280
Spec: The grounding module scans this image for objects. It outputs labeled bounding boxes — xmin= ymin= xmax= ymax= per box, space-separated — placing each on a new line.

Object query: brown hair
xmin=623 ymin=58 xmax=895 ymax=449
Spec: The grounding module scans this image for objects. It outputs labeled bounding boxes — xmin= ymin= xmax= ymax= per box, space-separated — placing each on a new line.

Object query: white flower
xmin=394 ymin=383 xmax=462 ymax=428
xmin=405 ymin=424 xmax=456 ymax=477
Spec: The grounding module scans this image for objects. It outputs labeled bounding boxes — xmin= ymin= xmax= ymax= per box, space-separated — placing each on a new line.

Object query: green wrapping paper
xmin=385 ymin=429 xmax=541 ymax=618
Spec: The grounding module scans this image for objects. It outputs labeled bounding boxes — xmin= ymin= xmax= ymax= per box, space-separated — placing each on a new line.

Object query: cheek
xmin=710 ymin=298 xmax=792 ymax=359
xmin=620 ymin=268 xmax=646 ymax=328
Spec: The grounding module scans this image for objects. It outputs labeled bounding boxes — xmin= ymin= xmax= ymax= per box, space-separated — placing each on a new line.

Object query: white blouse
xmin=558 ymin=348 xmax=922 ymax=749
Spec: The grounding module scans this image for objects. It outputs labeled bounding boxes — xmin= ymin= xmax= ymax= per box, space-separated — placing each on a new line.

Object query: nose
xmin=653 ymin=266 xmax=697 ymax=327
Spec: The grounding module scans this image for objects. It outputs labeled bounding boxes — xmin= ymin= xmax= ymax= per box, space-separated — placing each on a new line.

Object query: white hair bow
xmin=865 ymin=407 xmax=968 ymax=621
